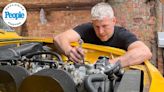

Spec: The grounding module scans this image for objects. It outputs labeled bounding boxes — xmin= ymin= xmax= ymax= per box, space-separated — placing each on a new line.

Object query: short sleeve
xmin=119 ymin=28 xmax=138 ymax=50
xmin=73 ymin=22 xmax=100 ymax=43
xmin=73 ymin=22 xmax=93 ymax=39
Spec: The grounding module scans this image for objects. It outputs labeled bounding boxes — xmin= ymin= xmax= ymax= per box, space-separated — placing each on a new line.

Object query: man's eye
xmin=103 ymin=25 xmax=107 ymax=28
xmin=103 ymin=25 xmax=110 ymax=29
xmin=96 ymin=26 xmax=99 ymax=29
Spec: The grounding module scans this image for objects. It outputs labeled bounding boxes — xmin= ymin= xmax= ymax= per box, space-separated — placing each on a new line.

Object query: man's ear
xmin=112 ymin=17 xmax=116 ymax=24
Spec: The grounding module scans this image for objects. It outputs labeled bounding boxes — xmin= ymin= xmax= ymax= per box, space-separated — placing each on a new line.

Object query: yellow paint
xmin=0 ymin=29 xmax=22 ymax=39
xmin=145 ymin=61 xmax=164 ymax=92
xmin=71 ymin=42 xmax=125 ymax=64
xmin=0 ymin=30 xmax=164 ymax=92
xmin=0 ymin=37 xmax=53 ymax=46
xmin=71 ymin=42 xmax=164 ymax=92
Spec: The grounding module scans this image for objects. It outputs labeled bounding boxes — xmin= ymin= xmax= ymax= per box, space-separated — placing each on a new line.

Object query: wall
xmin=108 ymin=0 xmax=163 ymax=74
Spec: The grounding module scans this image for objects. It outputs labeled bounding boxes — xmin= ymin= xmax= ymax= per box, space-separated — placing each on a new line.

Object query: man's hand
xmin=67 ymin=47 xmax=84 ymax=63
xmin=104 ymin=60 xmax=124 ymax=80
xmin=104 ymin=61 xmax=122 ymax=75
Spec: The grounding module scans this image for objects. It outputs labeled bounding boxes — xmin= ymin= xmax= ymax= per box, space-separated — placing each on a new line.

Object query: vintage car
xmin=0 ymin=17 xmax=164 ymax=92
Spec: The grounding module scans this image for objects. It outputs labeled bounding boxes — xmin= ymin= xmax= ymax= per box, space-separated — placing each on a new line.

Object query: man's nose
xmin=98 ymin=27 xmax=104 ymax=34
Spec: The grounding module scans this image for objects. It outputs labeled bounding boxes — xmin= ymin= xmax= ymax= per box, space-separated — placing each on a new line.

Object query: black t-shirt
xmin=73 ymin=22 xmax=138 ymax=50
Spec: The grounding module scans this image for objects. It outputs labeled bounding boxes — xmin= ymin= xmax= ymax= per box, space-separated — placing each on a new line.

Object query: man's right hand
xmin=66 ymin=47 xmax=84 ymax=63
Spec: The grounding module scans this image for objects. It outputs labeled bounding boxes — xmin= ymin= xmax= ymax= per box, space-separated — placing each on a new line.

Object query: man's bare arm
xmin=110 ymin=41 xmax=152 ymax=67
xmin=54 ymin=29 xmax=84 ymax=63
xmin=53 ymin=29 xmax=80 ymax=56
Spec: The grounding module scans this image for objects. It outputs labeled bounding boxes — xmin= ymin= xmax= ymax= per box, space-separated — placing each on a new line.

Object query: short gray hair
xmin=91 ymin=2 xmax=114 ymax=20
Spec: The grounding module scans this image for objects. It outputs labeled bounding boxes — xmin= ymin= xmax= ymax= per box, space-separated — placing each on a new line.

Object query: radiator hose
xmin=84 ymin=74 xmax=110 ymax=92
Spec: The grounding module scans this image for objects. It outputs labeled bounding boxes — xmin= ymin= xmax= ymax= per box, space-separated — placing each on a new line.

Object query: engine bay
xmin=0 ymin=43 xmax=143 ymax=92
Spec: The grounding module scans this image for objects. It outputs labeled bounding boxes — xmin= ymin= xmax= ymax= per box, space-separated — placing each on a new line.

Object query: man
xmin=54 ymin=2 xmax=152 ymax=68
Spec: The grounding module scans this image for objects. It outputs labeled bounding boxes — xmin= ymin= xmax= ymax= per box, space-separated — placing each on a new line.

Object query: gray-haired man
xmin=54 ymin=2 xmax=152 ymax=68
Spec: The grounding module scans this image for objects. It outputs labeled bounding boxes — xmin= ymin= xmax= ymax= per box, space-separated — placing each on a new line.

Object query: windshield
xmin=0 ymin=17 xmax=14 ymax=32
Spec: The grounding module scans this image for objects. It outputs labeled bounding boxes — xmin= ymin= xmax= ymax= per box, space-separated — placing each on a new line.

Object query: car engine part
xmin=0 ymin=42 xmax=134 ymax=92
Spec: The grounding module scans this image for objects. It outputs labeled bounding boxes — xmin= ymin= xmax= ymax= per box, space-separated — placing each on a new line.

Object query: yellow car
xmin=0 ymin=17 xmax=164 ymax=92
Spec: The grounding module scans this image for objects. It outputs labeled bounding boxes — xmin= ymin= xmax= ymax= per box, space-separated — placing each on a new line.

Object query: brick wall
xmin=110 ymin=0 xmax=156 ymax=44
xmin=108 ymin=0 xmax=163 ymax=74
xmin=1 ymin=0 xmax=157 ymax=41
xmin=0 ymin=0 xmax=100 ymax=37
xmin=26 ymin=10 xmax=90 ymax=37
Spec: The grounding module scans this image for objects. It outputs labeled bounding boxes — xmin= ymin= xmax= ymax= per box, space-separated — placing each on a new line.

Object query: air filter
xmin=0 ymin=66 xmax=29 ymax=92
xmin=19 ymin=69 xmax=76 ymax=92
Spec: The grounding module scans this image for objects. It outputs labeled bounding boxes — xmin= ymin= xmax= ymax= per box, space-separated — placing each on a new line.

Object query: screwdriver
xmin=78 ymin=39 xmax=84 ymax=64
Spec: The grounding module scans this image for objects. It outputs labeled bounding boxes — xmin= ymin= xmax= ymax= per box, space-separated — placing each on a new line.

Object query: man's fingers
xmin=69 ymin=57 xmax=78 ymax=63
xmin=76 ymin=47 xmax=84 ymax=58
xmin=67 ymin=47 xmax=84 ymax=63
xmin=71 ymin=48 xmax=82 ymax=60
xmin=69 ymin=50 xmax=81 ymax=63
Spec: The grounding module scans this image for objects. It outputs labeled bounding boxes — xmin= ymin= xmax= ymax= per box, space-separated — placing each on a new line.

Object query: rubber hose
xmin=84 ymin=74 xmax=107 ymax=92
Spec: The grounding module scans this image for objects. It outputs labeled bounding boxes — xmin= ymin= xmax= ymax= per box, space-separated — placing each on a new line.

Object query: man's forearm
xmin=54 ymin=37 xmax=72 ymax=56
xmin=120 ymin=48 xmax=150 ymax=67
xmin=110 ymin=47 xmax=152 ymax=67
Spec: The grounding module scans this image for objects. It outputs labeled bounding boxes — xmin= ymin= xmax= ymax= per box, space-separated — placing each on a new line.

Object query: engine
xmin=0 ymin=43 xmax=124 ymax=92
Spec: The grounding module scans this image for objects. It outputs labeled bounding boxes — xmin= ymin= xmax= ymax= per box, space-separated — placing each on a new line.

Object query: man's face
xmin=92 ymin=16 xmax=116 ymax=41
